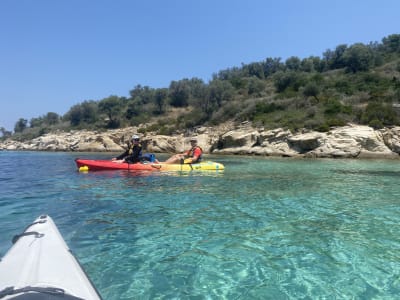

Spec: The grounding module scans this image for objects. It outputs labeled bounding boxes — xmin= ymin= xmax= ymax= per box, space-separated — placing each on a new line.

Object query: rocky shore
xmin=1 ymin=122 xmax=400 ymax=159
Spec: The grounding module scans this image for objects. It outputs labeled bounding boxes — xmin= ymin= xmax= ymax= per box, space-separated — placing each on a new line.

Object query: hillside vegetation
xmin=3 ymin=34 xmax=400 ymax=141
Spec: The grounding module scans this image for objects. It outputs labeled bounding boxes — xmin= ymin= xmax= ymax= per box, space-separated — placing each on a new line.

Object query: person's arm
xmin=114 ymin=150 xmax=128 ymax=160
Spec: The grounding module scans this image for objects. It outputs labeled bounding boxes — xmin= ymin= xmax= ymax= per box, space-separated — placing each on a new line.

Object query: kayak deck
xmin=0 ymin=215 xmax=102 ymax=300
xmin=75 ymin=158 xmax=224 ymax=172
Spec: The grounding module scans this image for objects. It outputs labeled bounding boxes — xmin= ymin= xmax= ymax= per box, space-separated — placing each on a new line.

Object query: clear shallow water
xmin=0 ymin=151 xmax=400 ymax=299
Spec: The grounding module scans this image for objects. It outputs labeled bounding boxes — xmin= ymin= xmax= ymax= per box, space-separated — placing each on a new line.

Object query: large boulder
xmin=287 ymin=132 xmax=324 ymax=153
xmin=303 ymin=125 xmax=397 ymax=158
xmin=144 ymin=135 xmax=184 ymax=153
xmin=381 ymin=126 xmax=400 ymax=154
xmin=218 ymin=130 xmax=260 ymax=148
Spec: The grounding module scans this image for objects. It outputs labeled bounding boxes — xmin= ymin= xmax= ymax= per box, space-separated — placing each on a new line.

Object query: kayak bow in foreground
xmin=0 ymin=215 xmax=102 ymax=300
xmin=75 ymin=158 xmax=225 ymax=172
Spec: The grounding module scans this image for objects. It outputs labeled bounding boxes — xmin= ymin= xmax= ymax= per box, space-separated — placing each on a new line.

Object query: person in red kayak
xmin=164 ymin=137 xmax=203 ymax=164
xmin=112 ymin=134 xmax=143 ymax=163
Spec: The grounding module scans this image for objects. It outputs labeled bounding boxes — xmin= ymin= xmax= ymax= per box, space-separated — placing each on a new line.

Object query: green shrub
xmin=326 ymin=118 xmax=347 ymax=127
xmin=334 ymin=79 xmax=354 ymax=95
xmin=324 ymin=99 xmax=352 ymax=115
xmin=361 ymin=102 xmax=399 ymax=126
xmin=315 ymin=123 xmax=330 ymax=132
xmin=158 ymin=126 xmax=175 ymax=135
xmin=255 ymin=102 xmax=284 ymax=114
xmin=368 ymin=118 xmax=384 ymax=129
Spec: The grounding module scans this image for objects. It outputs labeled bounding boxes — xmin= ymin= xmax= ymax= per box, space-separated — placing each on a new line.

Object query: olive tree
xmin=14 ymin=118 xmax=28 ymax=133
xmin=98 ymin=96 xmax=122 ymax=128
xmin=169 ymin=80 xmax=190 ymax=107
xmin=303 ymin=82 xmax=320 ymax=102
xmin=154 ymin=88 xmax=168 ymax=114
xmin=342 ymin=43 xmax=374 ymax=73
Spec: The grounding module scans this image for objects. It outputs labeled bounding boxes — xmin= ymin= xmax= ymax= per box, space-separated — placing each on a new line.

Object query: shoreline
xmin=1 ymin=123 xmax=400 ymax=159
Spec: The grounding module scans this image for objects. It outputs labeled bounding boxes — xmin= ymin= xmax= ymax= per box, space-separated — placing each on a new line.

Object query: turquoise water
xmin=1 ymin=151 xmax=400 ymax=299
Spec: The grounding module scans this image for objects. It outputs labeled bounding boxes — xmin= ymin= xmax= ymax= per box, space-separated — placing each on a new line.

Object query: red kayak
xmin=75 ymin=158 xmax=224 ymax=172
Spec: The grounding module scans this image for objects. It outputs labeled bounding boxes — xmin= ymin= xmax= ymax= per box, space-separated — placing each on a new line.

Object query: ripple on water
xmin=1 ymin=153 xmax=400 ymax=298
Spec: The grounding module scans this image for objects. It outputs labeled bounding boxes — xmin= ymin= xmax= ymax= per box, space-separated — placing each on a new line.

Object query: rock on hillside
xmin=1 ymin=123 xmax=400 ymax=159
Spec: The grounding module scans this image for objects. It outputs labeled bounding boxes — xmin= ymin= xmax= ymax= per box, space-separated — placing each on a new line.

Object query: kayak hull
xmin=0 ymin=215 xmax=102 ymax=299
xmin=75 ymin=158 xmax=224 ymax=172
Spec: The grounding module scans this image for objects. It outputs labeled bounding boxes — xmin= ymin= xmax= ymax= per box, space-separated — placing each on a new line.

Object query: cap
xmin=190 ymin=137 xmax=197 ymax=142
xmin=131 ymin=134 xmax=140 ymax=140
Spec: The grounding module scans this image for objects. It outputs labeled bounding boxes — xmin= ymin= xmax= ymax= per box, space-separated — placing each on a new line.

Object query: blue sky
xmin=0 ymin=0 xmax=398 ymax=132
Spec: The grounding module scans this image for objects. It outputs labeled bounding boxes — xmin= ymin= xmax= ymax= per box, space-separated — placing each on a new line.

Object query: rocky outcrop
xmin=1 ymin=130 xmax=125 ymax=152
xmin=304 ymin=125 xmax=396 ymax=158
xmin=1 ymin=123 xmax=400 ymax=159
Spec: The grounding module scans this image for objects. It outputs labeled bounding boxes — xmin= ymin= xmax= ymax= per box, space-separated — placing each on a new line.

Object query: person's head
xmin=131 ymin=134 xmax=140 ymax=143
xmin=190 ymin=137 xmax=197 ymax=145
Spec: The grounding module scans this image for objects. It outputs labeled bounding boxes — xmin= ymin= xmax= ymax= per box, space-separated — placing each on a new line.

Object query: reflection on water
xmin=334 ymin=169 xmax=400 ymax=177
xmin=87 ymin=169 xmax=225 ymax=178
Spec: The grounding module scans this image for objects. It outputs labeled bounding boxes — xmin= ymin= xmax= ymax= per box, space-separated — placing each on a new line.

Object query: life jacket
xmin=127 ymin=142 xmax=142 ymax=153
xmin=127 ymin=143 xmax=157 ymax=163
xmin=126 ymin=143 xmax=142 ymax=163
xmin=188 ymin=145 xmax=203 ymax=162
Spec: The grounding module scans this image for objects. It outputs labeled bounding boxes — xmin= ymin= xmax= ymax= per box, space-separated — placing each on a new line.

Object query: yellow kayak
xmin=154 ymin=161 xmax=225 ymax=171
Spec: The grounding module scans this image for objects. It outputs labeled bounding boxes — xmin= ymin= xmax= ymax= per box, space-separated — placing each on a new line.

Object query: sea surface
xmin=0 ymin=151 xmax=400 ymax=299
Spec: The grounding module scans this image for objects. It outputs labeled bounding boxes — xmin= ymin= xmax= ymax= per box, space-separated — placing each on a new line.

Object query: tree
xmin=273 ymin=71 xmax=292 ymax=93
xmin=300 ymin=56 xmax=326 ymax=73
xmin=323 ymin=44 xmax=347 ymax=70
xmin=215 ymin=66 xmax=244 ymax=81
xmin=208 ymin=79 xmax=234 ymax=109
xmin=154 ymin=88 xmax=168 ymax=114
xmin=64 ymin=101 xmax=98 ymax=126
xmin=342 ymin=43 xmax=374 ymax=73
xmin=169 ymin=80 xmax=190 ymax=107
xmin=273 ymin=71 xmax=305 ymax=93
xmin=361 ymin=102 xmax=398 ymax=128
xmin=300 ymin=57 xmax=315 ymax=72
xmin=80 ymin=101 xmax=98 ymax=124
xmin=311 ymin=56 xmax=327 ymax=72
xmin=262 ymin=57 xmax=284 ymax=78
xmin=139 ymin=86 xmax=154 ymax=104
xmin=285 ymin=56 xmax=301 ymax=71
xmin=129 ymin=84 xmax=143 ymax=99
xmin=247 ymin=77 xmax=265 ymax=95
xmin=303 ymin=82 xmax=320 ymax=102
xmin=65 ymin=104 xmax=83 ymax=126
xmin=382 ymin=34 xmax=400 ymax=53
xmin=14 ymin=118 xmax=28 ymax=133
xmin=125 ymin=99 xmax=140 ymax=120
xmin=187 ymin=77 xmax=206 ymax=99
xmin=0 ymin=127 xmax=12 ymax=138
xmin=129 ymin=85 xmax=154 ymax=104
xmin=43 ymin=112 xmax=60 ymax=125
xmin=245 ymin=62 xmax=265 ymax=79
xmin=98 ymin=96 xmax=122 ymax=128
xmin=30 ymin=117 xmax=44 ymax=128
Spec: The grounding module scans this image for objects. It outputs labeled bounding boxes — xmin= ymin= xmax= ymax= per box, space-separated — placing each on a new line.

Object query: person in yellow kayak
xmin=112 ymin=134 xmax=143 ymax=163
xmin=164 ymin=137 xmax=203 ymax=164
